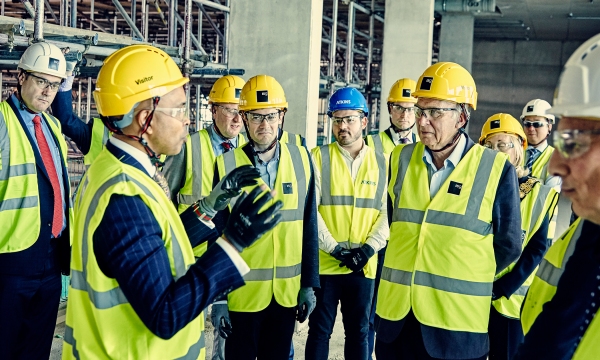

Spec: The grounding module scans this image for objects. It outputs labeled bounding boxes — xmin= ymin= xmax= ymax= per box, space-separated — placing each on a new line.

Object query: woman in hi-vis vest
xmin=479 ymin=113 xmax=558 ymax=359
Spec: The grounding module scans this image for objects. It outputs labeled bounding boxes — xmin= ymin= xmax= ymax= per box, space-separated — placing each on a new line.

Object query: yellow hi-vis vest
xmin=529 ymin=145 xmax=558 ymax=240
xmin=365 ymin=128 xmax=419 ymax=159
xmin=311 ymin=144 xmax=387 ymax=279
xmin=0 ymin=101 xmax=73 ymax=252
xmin=216 ymin=143 xmax=310 ymax=312
xmin=63 ymin=148 xmax=204 ymax=360
xmin=521 ymin=217 xmax=584 ymax=335
xmin=280 ymin=130 xmax=303 ymax=146
xmin=178 ymin=129 xmax=246 ymax=257
xmin=492 ymin=181 xmax=558 ymax=319
xmin=83 ymin=118 xmax=110 ymax=167
xmin=377 ymin=142 xmax=507 ymax=333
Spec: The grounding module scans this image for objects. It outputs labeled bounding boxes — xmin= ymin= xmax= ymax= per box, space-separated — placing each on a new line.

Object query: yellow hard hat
xmin=387 ymin=78 xmax=417 ymax=103
xmin=209 ymin=75 xmax=245 ymax=104
xmin=93 ymin=44 xmax=189 ymax=117
xmin=479 ymin=113 xmax=527 ymax=149
xmin=412 ymin=62 xmax=478 ymax=110
xmin=239 ymin=75 xmax=288 ymax=111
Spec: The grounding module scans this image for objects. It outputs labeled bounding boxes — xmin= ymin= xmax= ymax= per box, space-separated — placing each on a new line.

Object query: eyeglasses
xmin=216 ymin=105 xmax=240 ymax=118
xmin=245 ymin=111 xmax=281 ymax=124
xmin=523 ymin=121 xmax=547 ymax=128
xmin=27 ymin=73 xmax=62 ymax=92
xmin=331 ymin=115 xmax=361 ymax=126
xmin=390 ymin=104 xmax=415 ymax=114
xmin=553 ymin=129 xmax=600 ymax=159
xmin=153 ymin=107 xmax=189 ymax=122
xmin=414 ymin=106 xmax=459 ymax=120
xmin=483 ymin=142 xmax=515 ymax=153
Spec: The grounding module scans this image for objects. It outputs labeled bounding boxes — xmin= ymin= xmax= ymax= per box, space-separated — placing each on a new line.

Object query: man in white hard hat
xmin=515 ymin=33 xmax=600 ymax=359
xmin=0 ymin=42 xmax=72 ymax=358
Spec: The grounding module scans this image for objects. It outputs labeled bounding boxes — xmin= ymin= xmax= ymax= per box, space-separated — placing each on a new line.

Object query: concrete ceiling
xmin=475 ymin=0 xmax=600 ymax=41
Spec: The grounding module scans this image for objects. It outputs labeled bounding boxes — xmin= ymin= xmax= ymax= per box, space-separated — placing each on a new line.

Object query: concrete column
xmin=439 ymin=13 xmax=474 ymax=72
xmin=379 ymin=0 xmax=435 ymax=131
xmin=228 ymin=0 xmax=323 ymax=149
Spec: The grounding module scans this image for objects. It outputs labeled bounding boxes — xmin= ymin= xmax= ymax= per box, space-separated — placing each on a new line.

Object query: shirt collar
xmin=389 ymin=126 xmax=413 ymax=144
xmin=109 ymin=137 xmax=156 ymax=177
xmin=254 ymin=141 xmax=280 ymax=166
xmin=208 ymin=124 xmax=238 ymax=147
xmin=422 ymin=132 xmax=467 ymax=171
xmin=335 ymin=139 xmax=367 ymax=160
xmin=10 ymin=93 xmax=40 ymax=125
xmin=529 ymin=140 xmax=548 ymax=152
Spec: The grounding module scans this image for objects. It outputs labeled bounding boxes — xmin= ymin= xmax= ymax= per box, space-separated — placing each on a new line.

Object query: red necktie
xmin=221 ymin=142 xmax=233 ymax=153
xmin=32 ymin=115 xmax=63 ymax=238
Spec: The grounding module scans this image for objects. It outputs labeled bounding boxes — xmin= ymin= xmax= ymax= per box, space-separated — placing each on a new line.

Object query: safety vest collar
xmin=537 ymin=218 xmax=584 ymax=286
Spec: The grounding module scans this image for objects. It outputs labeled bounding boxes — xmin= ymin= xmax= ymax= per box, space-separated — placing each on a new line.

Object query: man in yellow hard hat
xmin=375 ymin=62 xmax=522 ymax=360
xmin=515 ymin=33 xmax=600 ymax=359
xmin=365 ymin=78 xmax=419 ymax=158
xmin=213 ymin=74 xmax=319 ymax=360
xmin=0 ymin=41 xmax=72 ymax=359
xmin=62 ymin=45 xmax=282 ymax=359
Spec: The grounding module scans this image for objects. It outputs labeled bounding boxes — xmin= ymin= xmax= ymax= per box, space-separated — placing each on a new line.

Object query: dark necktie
xmin=153 ymin=169 xmax=172 ymax=199
xmin=221 ymin=141 xmax=233 ymax=153
xmin=525 ymin=148 xmax=540 ymax=172
xmin=32 ymin=115 xmax=63 ymax=238
xmin=399 ymin=137 xmax=410 ymax=144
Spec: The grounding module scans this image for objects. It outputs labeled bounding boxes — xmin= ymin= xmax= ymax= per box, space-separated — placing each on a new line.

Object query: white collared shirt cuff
xmin=216 ymin=238 xmax=250 ymax=276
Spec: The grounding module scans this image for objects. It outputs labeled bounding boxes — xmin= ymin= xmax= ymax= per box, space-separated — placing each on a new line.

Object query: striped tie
xmin=525 ymin=148 xmax=540 ymax=172
xmin=153 ymin=169 xmax=172 ymax=199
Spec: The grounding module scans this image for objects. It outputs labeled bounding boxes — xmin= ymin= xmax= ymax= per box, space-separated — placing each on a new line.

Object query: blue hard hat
xmin=327 ymin=87 xmax=369 ymax=117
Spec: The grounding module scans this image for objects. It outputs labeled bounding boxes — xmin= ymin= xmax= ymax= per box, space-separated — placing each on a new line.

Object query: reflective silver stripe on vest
xmin=370 ymin=134 xmax=384 ymax=155
xmin=279 ymin=145 xmax=306 ymax=222
xmin=71 ymin=173 xmax=189 ymax=309
xmin=528 ymin=184 xmax=555 ymax=237
xmin=101 ymin=126 xmax=110 ymax=146
xmin=536 ymin=220 xmax=584 ymax=286
xmin=337 ymin=241 xmax=361 ymax=250
xmin=0 ymin=196 xmax=38 ymax=211
xmin=381 ymin=266 xmax=412 ymax=286
xmin=243 ymin=264 xmax=302 ymax=281
xmin=392 ymin=145 xmax=496 ymax=236
xmin=514 ymin=284 xmax=529 ymax=297
xmin=414 ymin=270 xmax=492 ymax=297
xmin=320 ymin=145 xmax=386 ymax=210
xmin=64 ymin=325 xmax=81 ymax=360
xmin=175 ymin=331 xmax=206 ymax=360
xmin=179 ymin=132 xmax=204 ymax=205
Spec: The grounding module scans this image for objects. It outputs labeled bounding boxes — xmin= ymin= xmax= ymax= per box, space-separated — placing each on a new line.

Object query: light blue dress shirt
xmin=11 ymin=94 xmax=67 ymax=236
xmin=422 ymin=133 xmax=467 ymax=198
xmin=207 ymin=124 xmax=239 ymax=157
xmin=254 ymin=142 xmax=280 ymax=190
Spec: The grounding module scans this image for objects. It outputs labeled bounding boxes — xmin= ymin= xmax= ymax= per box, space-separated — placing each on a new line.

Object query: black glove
xmin=199 ymin=165 xmax=261 ymax=216
xmin=223 ymin=187 xmax=283 ymax=252
xmin=211 ymin=303 xmax=232 ymax=339
xmin=296 ymin=287 xmax=316 ymax=323
xmin=339 ymin=244 xmax=375 ymax=272
xmin=330 ymin=245 xmax=351 ymax=262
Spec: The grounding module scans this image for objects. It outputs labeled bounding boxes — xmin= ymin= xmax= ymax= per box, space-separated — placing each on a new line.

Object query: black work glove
xmin=211 ymin=303 xmax=232 ymax=339
xmin=223 ymin=187 xmax=283 ymax=252
xmin=339 ymin=244 xmax=375 ymax=272
xmin=296 ymin=287 xmax=316 ymax=323
xmin=198 ymin=165 xmax=261 ymax=216
xmin=491 ymin=277 xmax=509 ymax=301
xmin=330 ymin=245 xmax=351 ymax=262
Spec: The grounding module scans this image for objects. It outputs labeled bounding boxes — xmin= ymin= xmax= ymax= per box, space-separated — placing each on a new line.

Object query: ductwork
xmin=435 ymin=0 xmax=496 ymax=13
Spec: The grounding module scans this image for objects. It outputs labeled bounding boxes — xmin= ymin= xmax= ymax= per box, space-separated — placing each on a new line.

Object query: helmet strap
xmin=390 ymin=121 xmax=415 ymax=134
xmin=430 ymin=128 xmax=464 ymax=153
xmin=241 ymin=110 xmax=281 ymax=158
xmin=529 ymin=135 xmax=548 ymax=148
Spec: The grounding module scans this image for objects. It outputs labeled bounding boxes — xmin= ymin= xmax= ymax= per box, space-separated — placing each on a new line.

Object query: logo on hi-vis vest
xmin=361 ymin=180 xmax=377 ymax=186
xmin=283 ymin=183 xmax=294 ymax=194
xmin=336 ymin=99 xmax=352 ymax=105
xmin=135 ymin=76 xmax=154 ymax=85
xmin=448 ymin=181 xmax=462 ymax=195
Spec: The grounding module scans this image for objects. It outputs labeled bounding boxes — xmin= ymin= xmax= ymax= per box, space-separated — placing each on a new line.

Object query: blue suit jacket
xmin=0 ymin=97 xmax=71 ymax=276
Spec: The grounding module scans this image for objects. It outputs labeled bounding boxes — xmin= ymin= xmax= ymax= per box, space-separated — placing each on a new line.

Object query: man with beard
xmin=305 ymin=87 xmax=389 ymax=360
xmin=366 ymin=78 xmax=419 ymax=158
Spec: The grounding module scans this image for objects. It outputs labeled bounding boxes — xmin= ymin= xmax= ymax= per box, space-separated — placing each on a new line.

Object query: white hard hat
xmin=520 ymin=99 xmax=555 ymax=124
xmin=18 ymin=42 xmax=67 ymax=79
xmin=551 ymin=33 xmax=600 ymax=119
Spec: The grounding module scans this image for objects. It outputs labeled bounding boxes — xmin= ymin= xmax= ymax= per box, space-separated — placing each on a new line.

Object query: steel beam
xmin=33 ymin=0 xmax=43 ymax=40
xmin=112 ymin=0 xmax=144 ymax=39
xmin=345 ymin=1 xmax=354 ymax=84
xmin=194 ymin=0 xmax=228 ymax=12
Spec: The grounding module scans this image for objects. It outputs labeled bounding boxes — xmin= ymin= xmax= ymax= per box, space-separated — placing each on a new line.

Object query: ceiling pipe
xmin=435 ymin=0 xmax=496 ymax=13
xmin=33 ymin=0 xmax=43 ymax=40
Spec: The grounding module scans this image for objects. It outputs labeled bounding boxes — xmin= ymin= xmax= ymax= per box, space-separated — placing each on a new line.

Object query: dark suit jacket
xmin=377 ymin=135 xmax=522 ymax=359
xmin=0 ymin=97 xmax=71 ymax=276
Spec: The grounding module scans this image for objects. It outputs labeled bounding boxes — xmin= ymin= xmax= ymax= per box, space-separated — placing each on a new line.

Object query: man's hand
xmin=223 ymin=187 xmax=283 ymax=252
xmin=330 ymin=245 xmax=351 ymax=262
xmin=211 ymin=304 xmax=232 ymax=339
xmin=339 ymin=244 xmax=375 ymax=272
xmin=199 ymin=165 xmax=261 ymax=216
xmin=296 ymin=287 xmax=316 ymax=323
